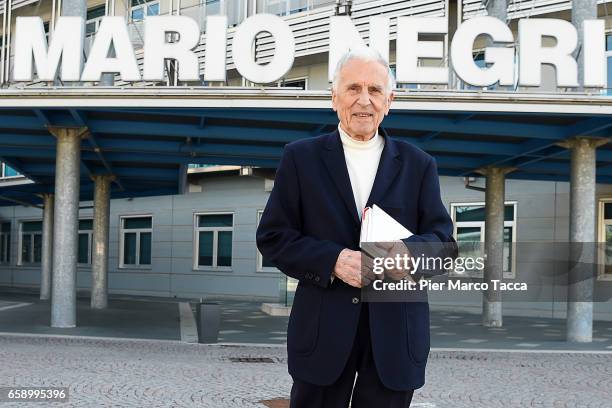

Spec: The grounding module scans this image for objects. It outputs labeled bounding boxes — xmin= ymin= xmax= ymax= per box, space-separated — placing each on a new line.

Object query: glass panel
xmin=78 ymin=233 xmax=89 ymax=264
xmin=1 ymin=222 xmax=10 ymax=233
xmin=198 ymin=231 xmax=213 ymax=266
xmin=131 ymin=0 xmax=153 ymax=6
xmin=123 ymin=232 xmax=137 ymax=265
xmin=607 ymin=56 xmax=612 ymax=96
xmin=261 ymin=252 xmax=275 ymax=268
xmin=605 ymin=225 xmax=612 ymax=275
xmin=607 ymin=35 xmax=612 ymax=52
xmin=280 ymin=79 xmax=306 ymax=89
xmin=147 ymin=2 xmax=159 ymax=16
xmin=456 ymin=227 xmax=482 ymax=273
xmin=0 ymin=234 xmax=5 ymax=262
xmin=139 ymin=232 xmax=152 ymax=265
xmin=79 ymin=219 xmax=93 ymax=231
xmin=22 ymin=221 xmax=42 ymax=232
xmin=5 ymin=234 xmax=9 ymax=263
xmin=217 ymin=231 xmax=232 ymax=267
xmin=206 ymin=0 xmax=221 ymax=15
xmin=503 ymin=226 xmax=512 ymax=273
xmin=455 ymin=205 xmax=513 ymax=222
xmin=605 ymin=202 xmax=612 ymax=220
xmin=3 ymin=164 xmax=19 ymax=177
xmin=87 ymin=5 xmax=106 ymax=20
xmin=124 ymin=217 xmax=152 ymax=229
xmin=131 ymin=7 xmax=144 ymax=21
xmin=33 ymin=234 xmax=42 ymax=263
xmin=85 ymin=21 xmax=97 ymax=36
xmin=198 ymin=214 xmax=232 ymax=228
xmin=22 ymin=234 xmax=31 ymax=263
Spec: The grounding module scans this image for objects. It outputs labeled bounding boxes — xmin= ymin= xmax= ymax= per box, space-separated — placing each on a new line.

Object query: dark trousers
xmin=290 ymin=304 xmax=414 ymax=408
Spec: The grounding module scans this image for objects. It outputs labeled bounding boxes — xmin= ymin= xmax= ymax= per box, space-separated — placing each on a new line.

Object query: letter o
xmin=232 ymin=14 xmax=295 ymax=84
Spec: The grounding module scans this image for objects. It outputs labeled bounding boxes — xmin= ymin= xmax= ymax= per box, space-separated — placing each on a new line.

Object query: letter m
xmin=13 ymin=17 xmax=84 ymax=82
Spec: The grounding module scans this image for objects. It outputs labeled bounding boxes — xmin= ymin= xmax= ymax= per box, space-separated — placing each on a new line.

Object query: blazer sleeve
xmin=256 ymin=144 xmax=345 ymax=288
xmin=402 ymin=157 xmax=458 ymax=277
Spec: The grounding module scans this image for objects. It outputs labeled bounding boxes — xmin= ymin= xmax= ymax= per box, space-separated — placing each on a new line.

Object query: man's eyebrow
xmin=345 ymin=82 xmax=361 ymax=88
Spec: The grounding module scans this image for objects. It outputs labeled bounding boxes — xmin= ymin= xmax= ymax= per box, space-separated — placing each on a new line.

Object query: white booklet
xmin=359 ymin=204 xmax=413 ymax=250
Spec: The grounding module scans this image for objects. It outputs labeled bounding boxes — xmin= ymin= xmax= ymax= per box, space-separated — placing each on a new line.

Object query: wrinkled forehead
xmin=337 ymin=58 xmax=389 ymax=88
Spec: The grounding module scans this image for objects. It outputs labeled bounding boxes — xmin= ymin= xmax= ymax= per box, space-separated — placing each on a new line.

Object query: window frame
xmin=277 ymin=76 xmax=308 ymax=90
xmin=450 ymin=201 xmax=517 ymax=279
xmin=597 ymin=198 xmax=612 ymax=281
xmin=129 ymin=0 xmax=160 ymax=22
xmin=193 ymin=211 xmax=234 ymax=271
xmin=77 ymin=219 xmax=94 ymax=266
xmin=85 ymin=5 xmax=106 ymax=38
xmin=1 ymin=162 xmax=20 ymax=179
xmin=0 ymin=221 xmax=11 ymax=264
xmin=256 ymin=210 xmax=276 ymax=272
xmin=18 ymin=219 xmax=43 ymax=266
xmin=605 ymin=31 xmax=612 ymax=95
xmin=118 ymin=214 xmax=153 ymax=269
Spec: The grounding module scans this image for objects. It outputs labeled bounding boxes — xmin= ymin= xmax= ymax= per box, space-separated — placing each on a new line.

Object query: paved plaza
xmin=1 ymin=333 xmax=612 ymax=408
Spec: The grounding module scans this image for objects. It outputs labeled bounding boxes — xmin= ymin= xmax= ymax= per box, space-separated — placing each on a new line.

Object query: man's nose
xmin=357 ymin=88 xmax=371 ymax=106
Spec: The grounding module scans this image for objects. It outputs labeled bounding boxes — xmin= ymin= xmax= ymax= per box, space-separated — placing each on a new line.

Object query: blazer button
xmin=314 ymin=276 xmax=320 ymax=282
xmin=352 ymin=297 xmax=360 ymax=304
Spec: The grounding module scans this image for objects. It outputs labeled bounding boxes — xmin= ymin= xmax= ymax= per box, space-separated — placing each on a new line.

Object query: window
xmin=19 ymin=221 xmax=42 ymax=265
xmin=606 ymin=34 xmax=612 ymax=95
xmin=194 ymin=213 xmax=233 ymax=268
xmin=258 ymin=0 xmax=308 ymax=16
xmin=119 ymin=216 xmax=152 ymax=267
xmin=1 ymin=162 xmax=20 ymax=178
xmin=130 ymin=0 xmax=159 ymax=21
xmin=256 ymin=210 xmax=275 ymax=271
xmin=78 ymin=219 xmax=93 ymax=265
xmin=277 ymin=77 xmax=307 ymax=90
xmin=86 ymin=5 xmax=106 ymax=37
xmin=0 ymin=222 xmax=10 ymax=264
xmin=451 ymin=202 xmax=517 ymax=278
xmin=598 ymin=199 xmax=612 ymax=280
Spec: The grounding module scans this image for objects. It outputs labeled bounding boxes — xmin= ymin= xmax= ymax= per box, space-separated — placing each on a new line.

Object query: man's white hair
xmin=332 ymin=47 xmax=396 ymax=94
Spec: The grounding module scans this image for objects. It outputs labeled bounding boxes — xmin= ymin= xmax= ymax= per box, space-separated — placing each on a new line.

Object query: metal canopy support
xmin=48 ymin=126 xmax=87 ymax=328
xmin=478 ymin=166 xmax=514 ymax=327
xmin=559 ymin=137 xmax=608 ymax=342
xmin=91 ymin=174 xmax=113 ymax=309
xmin=40 ymin=193 xmax=54 ymax=300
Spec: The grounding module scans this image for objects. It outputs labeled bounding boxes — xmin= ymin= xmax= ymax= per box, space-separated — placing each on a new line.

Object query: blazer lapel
xmin=321 ymin=130 xmax=360 ymax=225
xmin=366 ymin=127 xmax=402 ymax=207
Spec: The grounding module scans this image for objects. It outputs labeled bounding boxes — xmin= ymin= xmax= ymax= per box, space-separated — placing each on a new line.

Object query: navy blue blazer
xmin=256 ymin=127 xmax=456 ymax=391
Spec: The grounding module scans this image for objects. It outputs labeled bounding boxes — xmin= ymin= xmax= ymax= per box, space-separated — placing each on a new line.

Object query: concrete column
xmin=48 ymin=126 xmax=86 ymax=328
xmin=560 ymin=137 xmax=606 ymax=342
xmin=572 ymin=0 xmax=598 ymax=88
xmin=40 ymin=193 xmax=54 ymax=300
xmin=91 ymin=175 xmax=113 ymax=309
xmin=481 ymin=166 xmax=511 ymax=327
xmin=486 ymin=0 xmax=507 ymax=23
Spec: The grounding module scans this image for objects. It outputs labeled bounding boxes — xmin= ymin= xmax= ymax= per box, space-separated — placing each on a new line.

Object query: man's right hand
xmin=333 ymin=249 xmax=377 ymax=288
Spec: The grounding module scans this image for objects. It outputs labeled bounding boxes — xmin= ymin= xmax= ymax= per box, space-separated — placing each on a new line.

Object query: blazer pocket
xmin=287 ymin=285 xmax=322 ymax=355
xmin=404 ymin=303 xmax=430 ymax=365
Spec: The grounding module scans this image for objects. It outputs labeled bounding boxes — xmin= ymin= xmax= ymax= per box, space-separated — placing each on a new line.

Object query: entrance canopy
xmin=1 ymin=88 xmax=612 ymax=206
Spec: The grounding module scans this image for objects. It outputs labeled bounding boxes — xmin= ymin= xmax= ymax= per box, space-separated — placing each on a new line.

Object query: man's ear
xmin=384 ymin=92 xmax=394 ymax=115
xmin=331 ymin=89 xmax=337 ymax=111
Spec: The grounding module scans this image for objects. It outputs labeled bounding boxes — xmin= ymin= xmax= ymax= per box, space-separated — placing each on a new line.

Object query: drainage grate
xmin=228 ymin=357 xmax=276 ymax=363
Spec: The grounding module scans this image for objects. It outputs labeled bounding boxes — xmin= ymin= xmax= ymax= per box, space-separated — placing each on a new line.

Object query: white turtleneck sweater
xmin=338 ymin=124 xmax=385 ymax=219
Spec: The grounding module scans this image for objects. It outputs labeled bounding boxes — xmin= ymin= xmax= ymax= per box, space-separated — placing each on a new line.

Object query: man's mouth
xmin=352 ymin=113 xmax=373 ymax=118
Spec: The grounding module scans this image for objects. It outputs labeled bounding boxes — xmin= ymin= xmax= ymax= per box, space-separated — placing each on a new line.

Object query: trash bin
xmin=196 ymin=301 xmax=221 ymax=344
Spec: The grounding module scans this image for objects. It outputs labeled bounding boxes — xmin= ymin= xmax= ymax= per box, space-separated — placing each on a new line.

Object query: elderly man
xmin=256 ymin=47 xmax=455 ymax=407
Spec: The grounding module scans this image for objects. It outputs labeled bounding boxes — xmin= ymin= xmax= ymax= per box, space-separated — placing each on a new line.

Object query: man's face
xmin=332 ymin=58 xmax=394 ymax=141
